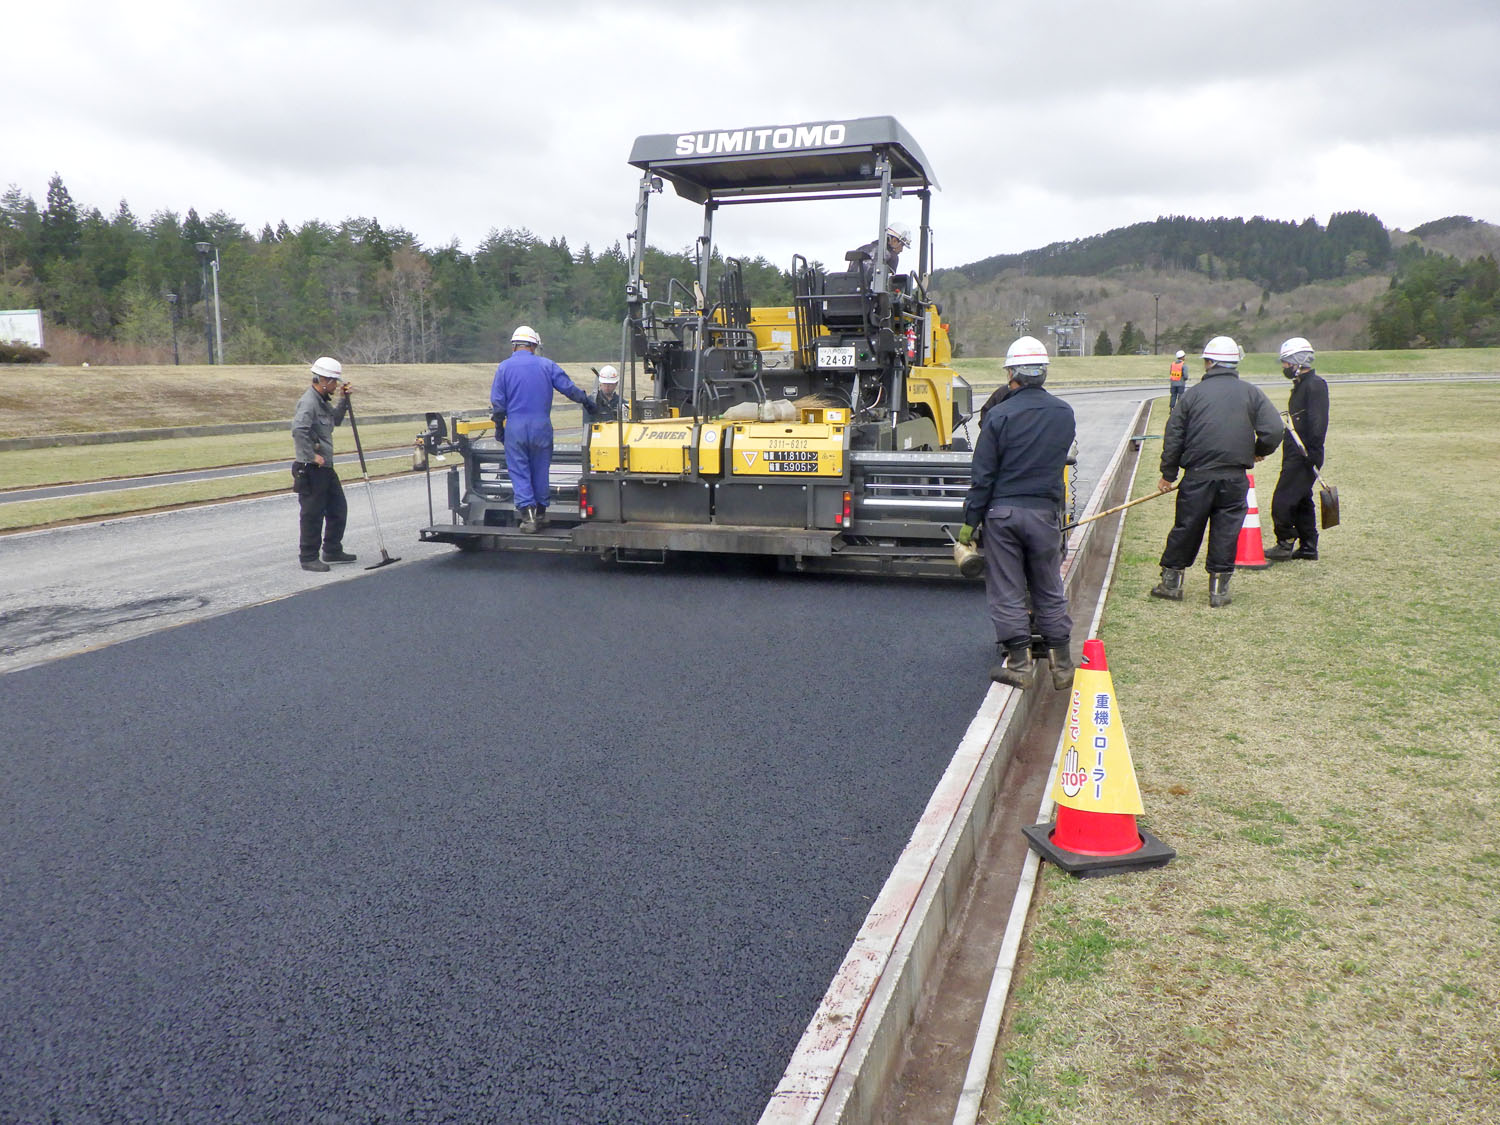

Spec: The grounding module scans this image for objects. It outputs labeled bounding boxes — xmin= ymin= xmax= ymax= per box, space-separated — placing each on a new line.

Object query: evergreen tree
xmin=1094 ymin=328 xmax=1113 ymax=355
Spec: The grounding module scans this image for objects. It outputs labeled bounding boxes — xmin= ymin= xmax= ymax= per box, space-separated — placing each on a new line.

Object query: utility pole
xmin=194 ymin=242 xmax=221 ymax=364
xmin=166 ymin=292 xmax=180 ymax=365
xmin=1153 ymin=293 xmax=1161 ymax=355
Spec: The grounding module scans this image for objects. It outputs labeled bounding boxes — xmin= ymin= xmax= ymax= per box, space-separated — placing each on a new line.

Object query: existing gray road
xmin=0 ymin=392 xmax=1145 ymax=1122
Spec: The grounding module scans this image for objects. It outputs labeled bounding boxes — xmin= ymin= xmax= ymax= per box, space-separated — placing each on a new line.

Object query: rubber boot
xmin=1150 ymin=567 xmax=1185 ymax=601
xmin=1209 ymin=571 xmax=1233 ymax=608
xmin=989 ymin=643 xmax=1033 ymax=688
xmin=518 ymin=506 xmax=539 ymax=534
xmin=322 ymin=548 xmax=357 ymax=563
xmin=534 ymin=507 xmax=550 ymax=529
xmin=300 ymin=558 xmax=330 ymax=572
xmin=1265 ymin=538 xmax=1297 ymax=561
xmin=1292 ymin=537 xmax=1318 ymax=560
xmin=1049 ymin=645 xmax=1075 ymax=691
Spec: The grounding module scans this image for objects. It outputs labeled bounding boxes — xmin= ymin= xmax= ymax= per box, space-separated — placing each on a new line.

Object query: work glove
xmin=583 ymin=394 xmax=599 ymax=416
xmin=958 ymin=523 xmax=977 ymax=547
xmin=491 ymin=412 xmax=506 ymax=443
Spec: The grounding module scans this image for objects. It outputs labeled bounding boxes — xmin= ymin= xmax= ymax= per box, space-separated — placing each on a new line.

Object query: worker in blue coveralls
xmin=490 ymin=324 xmax=596 ymax=533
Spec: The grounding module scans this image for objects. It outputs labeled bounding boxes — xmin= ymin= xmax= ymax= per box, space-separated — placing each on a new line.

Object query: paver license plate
xmin=817 ymin=346 xmax=856 ymax=369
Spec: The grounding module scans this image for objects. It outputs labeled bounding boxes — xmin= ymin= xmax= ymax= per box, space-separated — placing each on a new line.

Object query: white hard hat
xmin=511 ymin=325 xmax=541 ymax=347
xmin=886 ymin=223 xmax=912 ymax=248
xmin=1174 ymin=350 xmax=1185 ymax=359
xmin=310 ymin=356 xmax=343 ymax=380
xmin=1202 ymin=336 xmax=1242 ymax=365
xmin=1004 ymin=335 xmax=1050 ymax=368
xmin=597 ymin=364 xmax=620 ymax=385
xmin=1278 ymin=336 xmax=1315 ymax=365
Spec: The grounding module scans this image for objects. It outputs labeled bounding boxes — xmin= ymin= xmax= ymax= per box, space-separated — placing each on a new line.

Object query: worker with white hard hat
xmin=959 ymin=336 xmax=1078 ymax=691
xmin=1151 ymin=336 xmax=1283 ymax=607
xmin=290 ymin=356 xmax=357 ymax=571
xmin=587 ymin=364 xmax=624 ymax=424
xmin=1265 ymin=336 xmax=1329 ymax=562
xmin=846 ymin=221 xmax=912 ymax=286
xmin=490 ymin=325 xmax=598 ymax=533
xmin=1168 ymin=348 xmax=1188 ymax=411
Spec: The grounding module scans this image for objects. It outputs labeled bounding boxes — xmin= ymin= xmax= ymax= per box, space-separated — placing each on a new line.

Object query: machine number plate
xmin=817 ymin=346 xmax=856 ymax=369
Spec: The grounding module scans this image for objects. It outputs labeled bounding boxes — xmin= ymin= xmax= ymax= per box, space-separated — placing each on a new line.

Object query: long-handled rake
xmin=344 ymin=398 xmax=402 ymax=570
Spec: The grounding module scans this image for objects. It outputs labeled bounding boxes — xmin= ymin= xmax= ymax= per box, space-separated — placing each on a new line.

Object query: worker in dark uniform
xmin=1266 ymin=336 xmax=1329 ymax=561
xmin=847 ymin=223 xmax=910 ymax=286
xmin=490 ymin=324 xmax=596 ymax=533
xmin=1168 ymin=349 xmax=1188 ymax=411
xmin=587 ymin=365 xmax=623 ymax=423
xmin=1152 ymin=336 xmax=1284 ymax=607
xmin=959 ymin=336 xmax=1077 ymax=690
xmin=290 ymin=355 xmax=356 ymax=572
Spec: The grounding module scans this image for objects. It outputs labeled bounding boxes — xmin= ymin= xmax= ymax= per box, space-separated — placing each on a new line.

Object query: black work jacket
xmin=963 ymin=385 xmax=1076 ymax=525
xmin=1160 ymin=367 xmax=1283 ymax=482
xmin=1283 ymin=371 xmax=1329 ymax=467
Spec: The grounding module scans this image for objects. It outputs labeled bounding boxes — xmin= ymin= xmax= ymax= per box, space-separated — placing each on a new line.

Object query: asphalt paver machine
xmin=419 ymin=116 xmax=1059 ymax=577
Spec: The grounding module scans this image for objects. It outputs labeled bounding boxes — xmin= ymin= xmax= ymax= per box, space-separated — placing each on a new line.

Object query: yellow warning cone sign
xmin=1024 ymin=638 xmax=1174 ymax=876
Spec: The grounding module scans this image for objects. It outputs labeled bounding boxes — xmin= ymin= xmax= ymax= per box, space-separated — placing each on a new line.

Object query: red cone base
xmin=1052 ymin=805 xmax=1142 ymax=856
xmin=1023 ymin=820 xmax=1176 ymax=878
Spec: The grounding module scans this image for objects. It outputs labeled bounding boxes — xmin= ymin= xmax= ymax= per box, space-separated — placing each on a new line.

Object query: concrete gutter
xmin=759 ymin=398 xmax=1152 ymax=1124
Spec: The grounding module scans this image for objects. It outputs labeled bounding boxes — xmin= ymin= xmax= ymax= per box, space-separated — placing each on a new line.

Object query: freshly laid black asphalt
xmin=0 ymin=551 xmax=990 ymax=1123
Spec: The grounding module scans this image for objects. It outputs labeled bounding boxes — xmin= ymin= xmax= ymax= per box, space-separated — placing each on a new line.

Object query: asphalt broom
xmin=344 ymin=398 xmax=402 ymax=570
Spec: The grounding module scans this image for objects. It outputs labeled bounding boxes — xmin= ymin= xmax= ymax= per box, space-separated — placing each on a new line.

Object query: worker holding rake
xmin=290 ymin=356 xmax=357 ymax=572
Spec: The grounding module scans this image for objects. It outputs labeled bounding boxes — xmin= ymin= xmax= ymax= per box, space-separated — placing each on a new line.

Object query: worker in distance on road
xmin=490 ymin=325 xmax=597 ymax=534
xmin=290 ymin=356 xmax=357 ymax=572
xmin=1265 ymin=336 xmax=1329 ymax=562
xmin=1151 ymin=335 xmax=1283 ymax=607
xmin=587 ymin=365 xmax=624 ymax=423
xmin=959 ymin=336 xmax=1077 ymax=690
xmin=1168 ymin=349 xmax=1188 ymax=411
xmin=847 ymin=222 xmax=911 ymax=285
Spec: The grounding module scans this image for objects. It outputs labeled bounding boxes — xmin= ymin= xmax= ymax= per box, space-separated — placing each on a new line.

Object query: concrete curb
xmin=759 ymin=398 xmax=1152 ymax=1124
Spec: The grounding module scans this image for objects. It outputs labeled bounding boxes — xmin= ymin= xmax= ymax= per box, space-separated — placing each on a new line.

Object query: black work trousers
xmin=1271 ymin=457 xmax=1318 ymax=545
xmin=1159 ymin=474 xmax=1247 ymax=574
xmin=982 ymin=505 xmax=1072 ymax=648
xmin=297 ymin=464 xmax=348 ymax=560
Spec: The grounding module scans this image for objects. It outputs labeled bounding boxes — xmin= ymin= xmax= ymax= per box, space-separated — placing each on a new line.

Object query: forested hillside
xmin=0 ymin=175 xmax=789 ymax=365
xmin=2 ymin=174 xmax=1495 ymax=362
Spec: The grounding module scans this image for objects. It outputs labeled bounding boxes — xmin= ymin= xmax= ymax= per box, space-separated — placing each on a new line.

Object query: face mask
xmin=1282 ymin=365 xmax=1297 ymax=380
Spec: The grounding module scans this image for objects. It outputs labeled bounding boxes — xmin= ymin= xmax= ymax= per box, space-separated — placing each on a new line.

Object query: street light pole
xmin=1153 ymin=293 xmax=1161 ymax=355
xmin=210 ymin=248 xmax=224 ymax=366
xmin=194 ymin=242 xmax=219 ymax=364
xmin=166 ymin=293 xmax=180 ymax=365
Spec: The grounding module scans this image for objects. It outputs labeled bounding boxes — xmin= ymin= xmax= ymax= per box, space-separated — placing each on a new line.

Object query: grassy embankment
xmin=1 ymin=352 xmax=1495 ymax=531
xmin=0 ymin=362 xmax=597 ymax=530
xmin=981 ymin=382 xmax=1500 ymax=1124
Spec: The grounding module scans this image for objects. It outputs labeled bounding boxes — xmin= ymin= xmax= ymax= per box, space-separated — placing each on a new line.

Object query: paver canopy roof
xmin=628 ymin=116 xmax=937 ymax=202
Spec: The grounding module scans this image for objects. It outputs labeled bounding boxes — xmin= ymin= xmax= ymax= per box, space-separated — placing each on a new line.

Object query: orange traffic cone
xmin=1234 ymin=471 xmax=1270 ymax=569
xmin=1023 ymin=638 xmax=1175 ymax=877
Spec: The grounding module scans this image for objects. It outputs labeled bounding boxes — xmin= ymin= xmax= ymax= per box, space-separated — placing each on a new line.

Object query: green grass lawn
xmin=982 ymin=382 xmax=1500 ymax=1124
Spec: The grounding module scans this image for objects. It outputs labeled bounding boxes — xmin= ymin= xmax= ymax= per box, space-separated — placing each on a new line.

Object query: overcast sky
xmin=9 ymin=0 xmax=1499 ymax=270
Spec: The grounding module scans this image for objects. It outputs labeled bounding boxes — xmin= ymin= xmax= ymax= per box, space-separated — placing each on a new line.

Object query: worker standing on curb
xmin=1151 ymin=336 xmax=1283 ymax=607
xmin=1266 ymin=336 xmax=1329 ymax=562
xmin=490 ymin=325 xmax=597 ymax=534
xmin=960 ymin=336 xmax=1077 ymax=690
xmin=290 ymin=356 xmax=357 ymax=573
xmin=1168 ymin=349 xmax=1188 ymax=411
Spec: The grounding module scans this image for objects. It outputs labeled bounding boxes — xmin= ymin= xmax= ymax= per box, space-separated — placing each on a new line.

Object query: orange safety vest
xmin=1169 ymin=360 xmax=1184 ymax=382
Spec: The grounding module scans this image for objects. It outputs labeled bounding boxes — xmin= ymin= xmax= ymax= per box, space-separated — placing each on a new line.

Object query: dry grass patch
xmin=984 ymin=382 xmax=1500 ymax=1124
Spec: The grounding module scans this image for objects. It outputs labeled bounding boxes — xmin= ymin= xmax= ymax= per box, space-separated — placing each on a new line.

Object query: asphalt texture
xmin=0 ymin=550 xmax=988 ymax=1123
